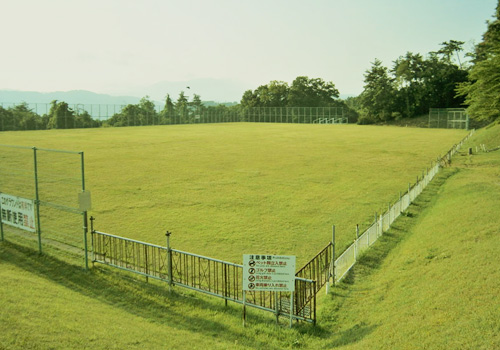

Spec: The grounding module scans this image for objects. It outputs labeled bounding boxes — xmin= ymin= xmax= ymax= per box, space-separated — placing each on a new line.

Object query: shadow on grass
xmin=328 ymin=322 xmax=379 ymax=347
xmin=0 ymin=240 xmax=293 ymax=349
xmin=341 ymin=167 xmax=460 ymax=286
xmin=321 ymin=167 xmax=461 ymax=345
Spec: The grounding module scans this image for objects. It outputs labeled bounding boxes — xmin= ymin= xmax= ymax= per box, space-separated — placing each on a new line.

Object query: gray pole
xmin=0 ymin=200 xmax=4 ymax=241
xmin=33 ymin=147 xmax=42 ymax=254
xmin=166 ymin=231 xmax=173 ymax=292
xmin=80 ymin=151 xmax=89 ymax=270
xmin=332 ymin=225 xmax=336 ymax=285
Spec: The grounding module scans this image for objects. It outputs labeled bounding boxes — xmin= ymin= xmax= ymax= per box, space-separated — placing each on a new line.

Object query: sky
xmin=1 ymin=0 xmax=498 ymax=101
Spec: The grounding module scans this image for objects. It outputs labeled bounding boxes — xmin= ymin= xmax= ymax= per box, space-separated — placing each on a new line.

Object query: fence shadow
xmin=328 ymin=322 xmax=379 ymax=347
xmin=0 ymin=240 xmax=294 ymax=350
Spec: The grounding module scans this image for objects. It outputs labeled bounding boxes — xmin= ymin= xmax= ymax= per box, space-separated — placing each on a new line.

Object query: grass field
xmin=2 ymin=122 xmax=497 ymax=349
xmin=0 ymin=123 xmax=466 ymax=266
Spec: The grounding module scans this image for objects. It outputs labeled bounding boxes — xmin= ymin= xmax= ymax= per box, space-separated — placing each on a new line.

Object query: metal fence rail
xmin=91 ymin=228 xmax=317 ymax=323
xmin=296 ymin=242 xmax=332 ymax=295
xmin=333 ymin=130 xmax=474 ymax=283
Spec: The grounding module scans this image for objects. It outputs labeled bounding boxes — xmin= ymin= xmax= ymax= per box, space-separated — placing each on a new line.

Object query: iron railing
xmin=91 ymin=228 xmax=317 ymax=323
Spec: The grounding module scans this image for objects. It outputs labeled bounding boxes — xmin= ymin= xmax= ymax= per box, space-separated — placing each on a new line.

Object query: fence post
xmin=224 ymin=263 xmax=228 ymax=307
xmin=313 ymin=280 xmax=317 ymax=326
xmin=399 ymin=192 xmax=402 ymax=215
xmin=83 ymin=211 xmax=89 ymax=270
xmin=0 ymin=200 xmax=4 ymax=242
xmin=379 ymin=214 xmax=383 ymax=237
xmin=166 ymin=231 xmax=173 ymax=292
xmin=144 ymin=245 xmax=149 ymax=283
xmin=90 ymin=216 xmax=95 ymax=266
xmin=388 ymin=203 xmax=391 ymax=226
xmin=331 ymin=225 xmax=336 ymax=286
xmin=33 ymin=147 xmax=42 ymax=255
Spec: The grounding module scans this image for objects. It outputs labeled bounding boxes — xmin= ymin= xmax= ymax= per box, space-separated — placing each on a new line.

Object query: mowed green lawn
xmin=4 ymin=122 xmax=498 ymax=350
xmin=0 ymin=123 xmax=466 ymax=265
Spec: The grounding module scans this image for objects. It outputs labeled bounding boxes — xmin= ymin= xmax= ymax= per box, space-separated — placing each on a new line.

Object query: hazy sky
xmin=1 ymin=0 xmax=497 ymax=101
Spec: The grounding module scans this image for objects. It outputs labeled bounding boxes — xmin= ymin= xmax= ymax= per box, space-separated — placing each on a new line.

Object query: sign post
xmin=243 ymin=254 xmax=296 ymax=327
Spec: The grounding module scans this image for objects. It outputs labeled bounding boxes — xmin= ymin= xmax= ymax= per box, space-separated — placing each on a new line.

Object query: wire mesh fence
xmin=428 ymin=108 xmax=469 ymax=129
xmin=0 ymin=103 xmax=346 ymax=130
xmin=0 ymin=145 xmax=88 ymax=261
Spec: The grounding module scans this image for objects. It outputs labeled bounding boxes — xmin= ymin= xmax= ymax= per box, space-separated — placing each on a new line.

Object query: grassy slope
xmin=0 ymin=123 xmax=465 ymax=265
xmin=315 ymin=124 xmax=500 ymax=349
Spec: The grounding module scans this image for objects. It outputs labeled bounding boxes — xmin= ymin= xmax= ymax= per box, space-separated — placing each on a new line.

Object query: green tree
xmin=138 ymin=96 xmax=158 ymax=125
xmin=392 ymin=52 xmax=425 ymax=118
xmin=457 ymin=1 xmax=500 ymax=122
xmin=189 ymin=94 xmax=205 ymax=123
xmin=360 ymin=59 xmax=396 ymax=123
xmin=175 ymin=91 xmax=189 ymax=123
xmin=74 ymin=110 xmax=101 ymax=128
xmin=240 ymin=81 xmax=289 ymax=110
xmin=0 ymin=106 xmax=14 ymax=131
xmin=12 ymin=103 xmax=44 ymax=130
xmin=47 ymin=100 xmax=75 ymax=129
xmin=160 ymin=94 xmax=175 ymax=124
xmin=287 ymin=76 xmax=339 ymax=107
xmin=437 ymin=40 xmax=465 ymax=68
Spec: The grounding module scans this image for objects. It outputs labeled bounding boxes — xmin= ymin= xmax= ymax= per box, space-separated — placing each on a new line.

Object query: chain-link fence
xmin=429 ymin=108 xmax=469 ymax=129
xmin=0 ymin=145 xmax=89 ymax=266
xmin=0 ymin=103 xmax=345 ymax=130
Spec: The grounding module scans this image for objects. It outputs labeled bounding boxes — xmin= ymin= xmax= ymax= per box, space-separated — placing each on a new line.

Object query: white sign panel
xmin=0 ymin=193 xmax=36 ymax=232
xmin=243 ymin=254 xmax=296 ymax=292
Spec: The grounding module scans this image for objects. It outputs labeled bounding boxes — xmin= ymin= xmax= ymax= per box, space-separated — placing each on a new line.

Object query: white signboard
xmin=0 ymin=193 xmax=36 ymax=232
xmin=243 ymin=254 xmax=296 ymax=292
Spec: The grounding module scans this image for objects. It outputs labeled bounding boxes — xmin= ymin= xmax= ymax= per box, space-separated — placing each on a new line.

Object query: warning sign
xmin=242 ymin=254 xmax=296 ymax=292
xmin=0 ymin=193 xmax=36 ymax=232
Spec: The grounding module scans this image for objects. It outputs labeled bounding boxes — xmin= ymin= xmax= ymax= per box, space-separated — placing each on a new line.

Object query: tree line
xmin=2 ymin=1 xmax=500 ymax=131
xmin=0 ymin=100 xmax=101 ymax=131
xmin=356 ymin=40 xmax=468 ymax=124
xmin=456 ymin=1 xmax=500 ymax=123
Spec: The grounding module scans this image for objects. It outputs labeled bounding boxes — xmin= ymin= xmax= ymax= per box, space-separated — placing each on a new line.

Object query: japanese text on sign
xmin=0 ymin=193 xmax=36 ymax=232
xmin=243 ymin=254 xmax=296 ymax=292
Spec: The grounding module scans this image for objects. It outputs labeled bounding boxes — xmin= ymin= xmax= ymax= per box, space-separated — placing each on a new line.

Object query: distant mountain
xmin=0 ymin=78 xmax=246 ymax=108
xmin=0 ymin=90 xmax=142 ymax=106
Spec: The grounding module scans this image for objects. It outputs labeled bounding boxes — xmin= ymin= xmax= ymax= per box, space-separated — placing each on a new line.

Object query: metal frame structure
xmin=428 ymin=108 xmax=469 ymax=130
xmin=0 ymin=145 xmax=89 ymax=267
xmin=90 ymin=221 xmax=318 ymax=324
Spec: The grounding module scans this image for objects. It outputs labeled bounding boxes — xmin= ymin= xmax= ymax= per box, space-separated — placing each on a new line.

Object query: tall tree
xmin=287 ymin=76 xmax=339 ymax=107
xmin=457 ymin=1 xmax=500 ymax=122
xmin=160 ymin=94 xmax=175 ymax=124
xmin=138 ymin=96 xmax=157 ymax=125
xmin=392 ymin=52 xmax=425 ymax=118
xmin=360 ymin=59 xmax=396 ymax=122
xmin=47 ymin=100 xmax=75 ymax=129
xmin=437 ymin=40 xmax=465 ymax=68
xmin=175 ymin=91 xmax=189 ymax=123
